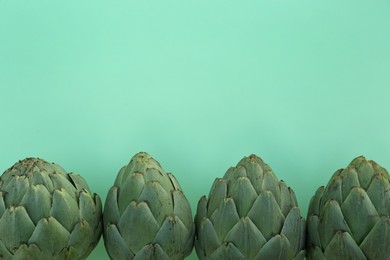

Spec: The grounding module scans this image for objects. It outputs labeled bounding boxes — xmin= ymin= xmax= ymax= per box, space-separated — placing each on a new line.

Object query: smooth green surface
xmin=1 ymin=1 xmax=389 ymax=259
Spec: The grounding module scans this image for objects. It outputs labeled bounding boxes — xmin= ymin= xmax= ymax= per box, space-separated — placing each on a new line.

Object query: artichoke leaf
xmin=254 ymin=234 xmax=294 ymax=260
xmin=154 ymin=215 xmax=192 ymax=258
xmin=104 ymin=223 xmax=134 ymax=260
xmin=247 ymin=190 xmax=285 ymax=241
xmin=197 ymin=218 xmax=221 ymax=257
xmin=19 ymin=184 xmax=51 ymax=225
xmin=0 ymin=192 xmax=5 ymax=217
xmin=79 ymin=189 xmax=100 ymax=229
xmin=279 ymin=181 xmax=294 ymax=216
xmin=68 ymin=173 xmax=91 ymax=193
xmin=341 ymin=186 xmax=379 ymax=245
xmin=366 ymin=174 xmax=390 ymax=216
xmin=172 ymin=190 xmax=193 ymax=229
xmin=138 ymin=181 xmax=172 ymax=225
xmin=323 ymin=231 xmax=365 ymax=260
xmin=228 ymin=177 xmax=257 ymax=217
xmin=50 ymin=172 xmax=77 ymax=200
xmin=209 ymin=197 xmax=240 ymax=242
xmin=206 ymin=178 xmax=227 ymax=217
xmin=307 ymin=186 xmax=324 ymax=217
xmin=143 ymin=168 xmax=173 ymax=193
xmin=0 ymin=206 xmax=35 ymax=253
xmin=239 ymin=156 xmax=265 ymax=194
xmin=118 ymin=172 xmax=145 ymax=215
xmin=319 ymin=199 xmax=351 ymax=250
xmin=3 ymin=176 xmax=29 ymax=207
xmin=340 ymin=168 xmax=360 ymax=202
xmin=103 ymin=186 xmax=120 ymax=226
xmin=224 ymin=217 xmax=266 ymax=259
xmin=261 ymin=170 xmax=281 ymax=207
xmin=360 ymin=216 xmax=390 ymax=260
xmin=321 ymin=176 xmax=343 ymax=208
xmin=134 ymin=243 xmax=169 ymax=260
xmin=209 ymin=242 xmax=245 ymax=260
xmin=13 ymin=243 xmax=50 ymax=260
xmin=117 ymin=201 xmax=160 ymax=254
xmin=356 ymin=158 xmax=375 ymax=190
xmin=28 ymin=217 xmax=70 ymax=256
xmin=281 ymin=207 xmax=304 ymax=255
xmin=50 ymin=189 xmax=79 ymax=232
xmin=307 ymin=215 xmax=321 ymax=250
xmin=30 ymin=170 xmax=54 ymax=193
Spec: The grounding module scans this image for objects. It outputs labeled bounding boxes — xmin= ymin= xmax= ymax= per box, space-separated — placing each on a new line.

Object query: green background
xmin=1 ymin=0 xmax=389 ymax=259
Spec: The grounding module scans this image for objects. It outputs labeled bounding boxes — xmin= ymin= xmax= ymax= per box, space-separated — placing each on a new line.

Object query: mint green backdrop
xmin=1 ymin=1 xmax=389 ymax=259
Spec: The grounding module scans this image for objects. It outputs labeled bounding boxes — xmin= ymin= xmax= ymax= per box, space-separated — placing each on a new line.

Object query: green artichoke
xmin=103 ymin=152 xmax=195 ymax=259
xmin=0 ymin=158 xmax=102 ymax=259
xmin=306 ymin=156 xmax=390 ymax=259
xmin=195 ymin=154 xmax=306 ymax=259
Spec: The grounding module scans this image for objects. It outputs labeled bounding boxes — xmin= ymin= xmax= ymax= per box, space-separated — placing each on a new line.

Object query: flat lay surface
xmin=1 ymin=1 xmax=389 ymax=259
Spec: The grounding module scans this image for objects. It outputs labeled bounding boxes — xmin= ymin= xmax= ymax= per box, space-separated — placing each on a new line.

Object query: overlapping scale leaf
xmin=360 ymin=216 xmax=390 ymax=259
xmin=0 ymin=206 xmax=35 ymax=253
xmin=104 ymin=224 xmax=134 ymax=259
xmin=279 ymin=181 xmax=294 ymax=216
xmin=366 ymin=174 xmax=390 ymax=216
xmin=117 ymin=172 xmax=145 ymax=214
xmin=224 ymin=217 xmax=267 ymax=259
xmin=320 ymin=176 xmax=342 ymax=208
xmin=323 ymin=232 xmax=365 ymax=260
xmin=209 ymin=198 xmax=240 ymax=241
xmin=195 ymin=218 xmax=221 ymax=257
xmin=281 ymin=207 xmax=305 ymax=255
xmin=228 ymin=176 xmax=257 ymax=217
xmin=50 ymin=189 xmax=79 ymax=232
xmin=248 ymin=191 xmax=285 ymax=240
xmin=134 ymin=243 xmax=169 ymax=260
xmin=318 ymin=200 xmax=351 ymax=250
xmin=3 ymin=176 xmax=29 ymax=206
xmin=341 ymin=186 xmax=379 ymax=245
xmin=261 ymin=170 xmax=281 ymax=206
xmin=237 ymin=155 xmax=265 ymax=194
xmin=28 ymin=217 xmax=70 ymax=256
xmin=255 ymin=234 xmax=294 ymax=260
xmin=138 ymin=181 xmax=173 ymax=225
xmin=118 ymin=201 xmax=160 ymax=254
xmin=340 ymin=168 xmax=360 ymax=203
xmin=209 ymin=243 xmax=245 ymax=260
xmin=19 ymin=184 xmax=51 ymax=225
xmin=206 ymin=178 xmax=227 ymax=217
xmin=172 ymin=190 xmax=193 ymax=229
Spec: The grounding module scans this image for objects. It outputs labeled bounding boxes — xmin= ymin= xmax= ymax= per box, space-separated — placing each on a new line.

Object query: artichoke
xmin=195 ymin=154 xmax=306 ymax=259
xmin=0 ymin=158 xmax=102 ymax=259
xmin=306 ymin=156 xmax=390 ymax=259
xmin=103 ymin=152 xmax=195 ymax=259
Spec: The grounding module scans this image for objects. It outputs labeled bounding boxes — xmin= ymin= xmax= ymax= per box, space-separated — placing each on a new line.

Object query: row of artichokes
xmin=0 ymin=153 xmax=389 ymax=259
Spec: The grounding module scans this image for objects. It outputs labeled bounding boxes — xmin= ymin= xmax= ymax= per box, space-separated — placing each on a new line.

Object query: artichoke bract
xmin=0 ymin=158 xmax=102 ymax=259
xmin=306 ymin=156 xmax=390 ymax=259
xmin=195 ymin=154 xmax=306 ymax=259
xmin=103 ymin=152 xmax=195 ymax=259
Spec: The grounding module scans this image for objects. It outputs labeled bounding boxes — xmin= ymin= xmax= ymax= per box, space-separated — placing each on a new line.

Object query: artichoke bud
xmin=195 ymin=154 xmax=306 ymax=260
xmin=103 ymin=152 xmax=195 ymax=260
xmin=306 ymin=156 xmax=390 ymax=260
xmin=0 ymin=158 xmax=102 ymax=260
